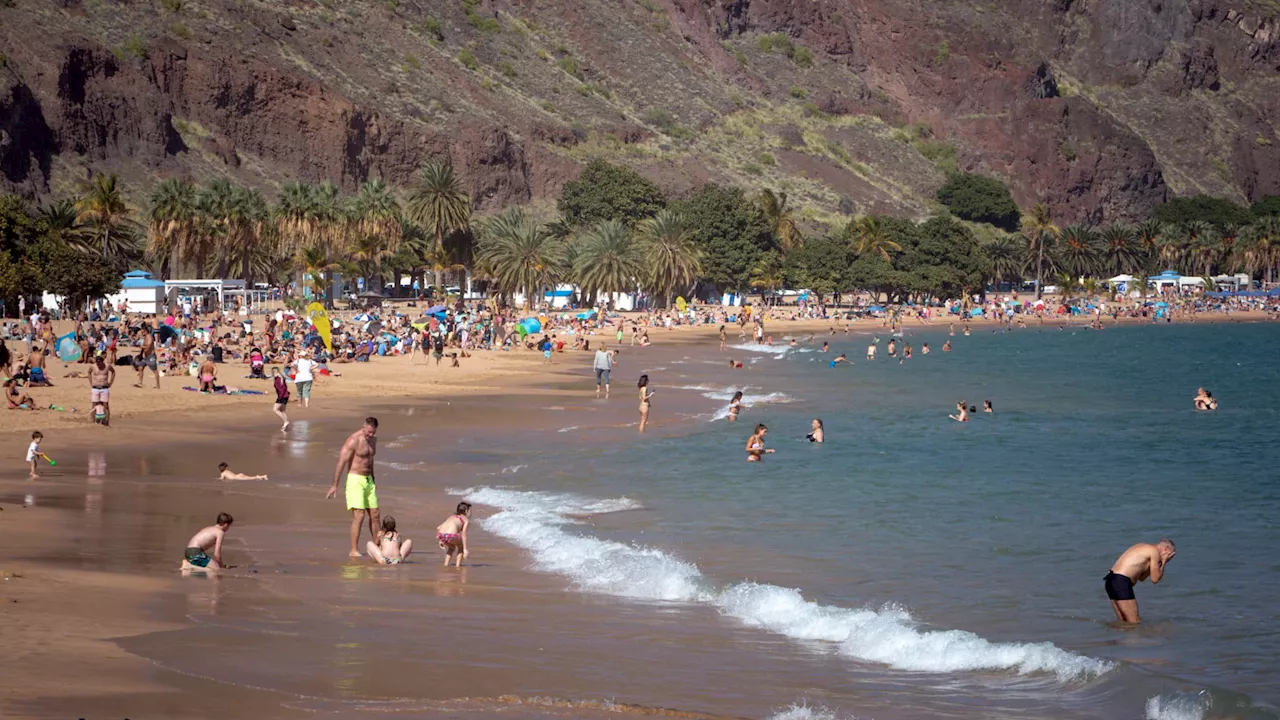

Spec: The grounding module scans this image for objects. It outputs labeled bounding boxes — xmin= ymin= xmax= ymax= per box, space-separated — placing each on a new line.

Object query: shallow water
xmin=456 ymin=323 xmax=1280 ymax=719
xmin=13 ymin=322 xmax=1280 ymax=720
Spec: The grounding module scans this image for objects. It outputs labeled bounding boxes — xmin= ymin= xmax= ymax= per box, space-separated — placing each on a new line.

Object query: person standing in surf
xmin=746 ymin=423 xmax=775 ymax=461
xmin=1104 ymin=539 xmax=1176 ymax=624
xmin=727 ymin=390 xmax=744 ymax=422
xmin=326 ymin=417 xmax=380 ymax=558
xmin=638 ymin=374 xmax=654 ymax=432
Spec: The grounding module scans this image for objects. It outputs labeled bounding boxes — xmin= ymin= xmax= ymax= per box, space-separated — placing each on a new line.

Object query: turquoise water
xmin=457 ymin=323 xmax=1280 ymax=720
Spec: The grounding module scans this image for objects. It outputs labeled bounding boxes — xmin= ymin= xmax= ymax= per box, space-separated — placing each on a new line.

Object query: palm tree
xmin=1058 ymin=224 xmax=1100 ymax=279
xmin=76 ymin=172 xmax=139 ymax=262
xmin=407 ymin=161 xmax=471 ymax=291
xmin=850 ymin=215 xmax=902 ymax=261
xmin=1100 ymin=223 xmax=1140 ymax=276
xmin=275 ymin=181 xmax=320 ymax=255
xmin=349 ymin=233 xmax=393 ymax=292
xmin=1020 ymin=202 xmax=1059 ymax=299
xmin=983 ymin=236 xmax=1022 ymax=287
xmin=147 ymin=178 xmax=199 ymax=278
xmin=1238 ymin=216 xmax=1280 ymax=283
xmin=350 ymin=180 xmax=403 ymax=290
xmin=39 ymin=199 xmax=91 ymax=252
xmin=476 ymin=208 xmax=566 ymax=307
xmin=198 ymin=179 xmax=238 ymax=277
xmin=573 ymin=219 xmax=643 ymax=307
xmin=295 ymin=244 xmax=342 ymax=300
xmin=1168 ymin=221 xmax=1218 ymax=276
xmin=1134 ymin=218 xmax=1163 ymax=274
xmin=226 ymin=186 xmax=271 ymax=289
xmin=757 ymin=189 xmax=803 ymax=252
xmin=636 ymin=209 xmax=701 ymax=307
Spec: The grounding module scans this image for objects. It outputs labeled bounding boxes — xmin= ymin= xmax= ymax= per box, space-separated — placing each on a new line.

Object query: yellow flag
xmin=675 ymin=296 xmax=687 ymax=312
xmin=307 ymin=302 xmax=333 ymax=352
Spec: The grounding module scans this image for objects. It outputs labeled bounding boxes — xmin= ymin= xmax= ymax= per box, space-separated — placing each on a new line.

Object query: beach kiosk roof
xmin=121 ymin=270 xmax=166 ymax=289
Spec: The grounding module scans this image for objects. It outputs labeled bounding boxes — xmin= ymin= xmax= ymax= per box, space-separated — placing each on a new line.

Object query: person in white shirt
xmin=293 ymin=351 xmax=315 ymax=408
xmin=593 ymin=343 xmax=614 ymax=396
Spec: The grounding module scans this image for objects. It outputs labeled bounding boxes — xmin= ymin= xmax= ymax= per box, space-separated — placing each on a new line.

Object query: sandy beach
xmin=2 ymin=309 xmax=1276 ymax=720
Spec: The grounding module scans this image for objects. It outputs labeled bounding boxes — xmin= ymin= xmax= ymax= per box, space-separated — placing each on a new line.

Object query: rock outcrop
xmin=0 ymin=0 xmax=1276 ymax=224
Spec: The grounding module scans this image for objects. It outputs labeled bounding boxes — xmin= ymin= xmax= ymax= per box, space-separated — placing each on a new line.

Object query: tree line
xmin=2 ymin=158 xmax=1280 ymax=313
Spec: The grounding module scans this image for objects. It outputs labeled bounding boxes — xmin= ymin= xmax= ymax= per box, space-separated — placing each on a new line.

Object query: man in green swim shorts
xmin=326 ymin=416 xmax=380 ymax=558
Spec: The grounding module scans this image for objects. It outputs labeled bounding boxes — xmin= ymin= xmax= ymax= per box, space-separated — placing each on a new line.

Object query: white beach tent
xmin=1108 ymin=274 xmax=1136 ymax=284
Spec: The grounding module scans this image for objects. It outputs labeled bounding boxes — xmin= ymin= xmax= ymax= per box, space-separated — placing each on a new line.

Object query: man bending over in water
xmin=217 ymin=462 xmax=268 ymax=481
xmin=181 ymin=513 xmax=233 ymax=572
xmin=1104 ymin=539 xmax=1176 ymax=624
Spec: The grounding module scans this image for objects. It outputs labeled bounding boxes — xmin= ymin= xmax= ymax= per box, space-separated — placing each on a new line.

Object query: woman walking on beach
xmin=638 ymin=374 xmax=654 ymax=432
xmin=271 ymin=367 xmax=290 ymax=431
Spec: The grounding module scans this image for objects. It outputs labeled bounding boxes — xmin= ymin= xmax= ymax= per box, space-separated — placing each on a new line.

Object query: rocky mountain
xmin=2 ymin=0 xmax=1278 ymax=228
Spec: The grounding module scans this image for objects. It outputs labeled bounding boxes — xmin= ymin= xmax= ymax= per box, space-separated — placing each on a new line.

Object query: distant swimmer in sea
xmin=789 ymin=338 xmax=798 ymax=347
xmin=807 ymin=418 xmax=824 ymax=443
xmin=1194 ymin=387 xmax=1219 ymax=411
xmin=830 ymin=353 xmax=852 ymax=367
xmin=745 ymin=423 xmax=775 ymax=461
xmin=949 ymin=323 xmax=955 ymax=336
xmin=963 ymin=325 xmax=971 ymax=336
xmin=949 ymin=401 xmax=969 ymax=423
xmin=727 ymin=359 xmax=743 ymax=369
xmin=983 ymin=400 xmax=993 ymax=413
xmin=887 ymin=339 xmax=897 ymax=357
xmin=1105 ymin=539 xmax=1176 ymax=624
xmin=866 ymin=341 xmax=877 ymax=360
xmin=821 ymin=341 xmax=829 ymax=353
xmin=727 ymin=391 xmax=744 ymax=422
xmin=943 ymin=340 xmax=952 ymax=352
xmin=638 ymin=374 xmax=654 ymax=432
xmin=719 ymin=325 xmax=727 ymax=351
xmin=921 ymin=343 xmax=930 ymax=355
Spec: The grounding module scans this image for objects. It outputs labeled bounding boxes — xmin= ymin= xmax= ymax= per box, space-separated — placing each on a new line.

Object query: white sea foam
xmin=500 ymin=464 xmax=527 ymax=475
xmin=458 ymin=487 xmax=1115 ymax=682
xmin=1145 ymin=692 xmax=1211 ymax=720
xmin=382 ymin=461 xmax=424 ymax=471
xmin=729 ymin=343 xmax=793 ymax=356
xmin=689 ymin=387 xmax=798 ymax=421
xmin=768 ymin=704 xmax=855 ymax=720
xmin=557 ymin=426 xmax=581 ymax=433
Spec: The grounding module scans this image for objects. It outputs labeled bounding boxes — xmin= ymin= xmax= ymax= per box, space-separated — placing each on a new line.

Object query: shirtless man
xmin=181 ymin=513 xmax=233 ymax=572
xmin=217 ymin=462 xmax=267 ymax=481
xmin=1104 ymin=539 xmax=1176 ymax=624
xmin=326 ymin=417 xmax=381 ymax=558
xmin=88 ymin=353 xmax=115 ymax=426
xmin=26 ymin=343 xmax=50 ymax=386
xmin=134 ymin=329 xmax=160 ymax=389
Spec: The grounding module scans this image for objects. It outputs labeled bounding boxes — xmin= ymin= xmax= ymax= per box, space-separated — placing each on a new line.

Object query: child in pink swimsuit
xmin=436 ymin=502 xmax=471 ymax=567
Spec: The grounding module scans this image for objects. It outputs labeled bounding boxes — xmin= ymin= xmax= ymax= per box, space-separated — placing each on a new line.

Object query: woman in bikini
xmin=436 ymin=502 xmax=471 ymax=567
xmin=746 ymin=423 xmax=775 ymax=462
xmin=638 ymin=374 xmax=654 ymax=432
xmin=727 ymin=391 xmax=743 ymax=422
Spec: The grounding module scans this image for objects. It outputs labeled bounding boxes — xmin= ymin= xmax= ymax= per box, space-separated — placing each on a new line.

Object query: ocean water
xmin=454 ymin=323 xmax=1280 ymax=720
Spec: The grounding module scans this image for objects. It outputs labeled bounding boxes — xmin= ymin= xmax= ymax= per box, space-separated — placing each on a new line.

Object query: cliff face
xmin=1 ymin=0 xmax=1277 ymax=226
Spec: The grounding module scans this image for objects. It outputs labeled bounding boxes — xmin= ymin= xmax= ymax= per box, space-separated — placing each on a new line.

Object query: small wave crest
xmin=768 ymin=704 xmax=856 ymax=720
xmin=729 ymin=343 xmax=793 ymax=356
xmin=1145 ymin=692 xmax=1211 ymax=720
xmin=460 ymin=487 xmax=1114 ymax=682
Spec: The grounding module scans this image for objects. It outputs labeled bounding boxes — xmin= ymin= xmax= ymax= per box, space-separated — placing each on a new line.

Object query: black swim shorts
xmin=1104 ymin=571 xmax=1135 ymax=601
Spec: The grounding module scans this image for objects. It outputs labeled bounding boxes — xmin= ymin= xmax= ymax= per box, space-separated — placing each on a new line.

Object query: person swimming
xmin=807 ymin=418 xmax=824 ymax=443
xmin=983 ymin=400 xmax=993 ymax=413
xmin=829 ymin=353 xmax=851 ymax=368
xmin=1194 ymin=387 xmax=1218 ymax=411
xmin=727 ymin=391 xmax=743 ymax=422
xmin=949 ymin=401 xmax=969 ymax=423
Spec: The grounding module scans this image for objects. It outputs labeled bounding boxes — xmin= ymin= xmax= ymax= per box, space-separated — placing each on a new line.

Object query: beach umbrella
xmin=576 ymin=310 xmax=598 ymax=320
xmin=353 ymin=313 xmax=374 ymax=322
xmin=55 ymin=332 xmax=82 ymax=362
xmin=521 ymin=317 xmax=542 ymax=334
xmin=155 ymin=325 xmax=180 ymax=345
xmin=1155 ymin=301 xmax=1169 ymax=308
xmin=425 ymin=305 xmax=447 ymax=314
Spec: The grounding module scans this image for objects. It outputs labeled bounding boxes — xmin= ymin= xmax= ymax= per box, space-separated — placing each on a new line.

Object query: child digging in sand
xmin=436 ymin=502 xmax=471 ymax=567
xmin=367 ymin=515 xmax=413 ymax=565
